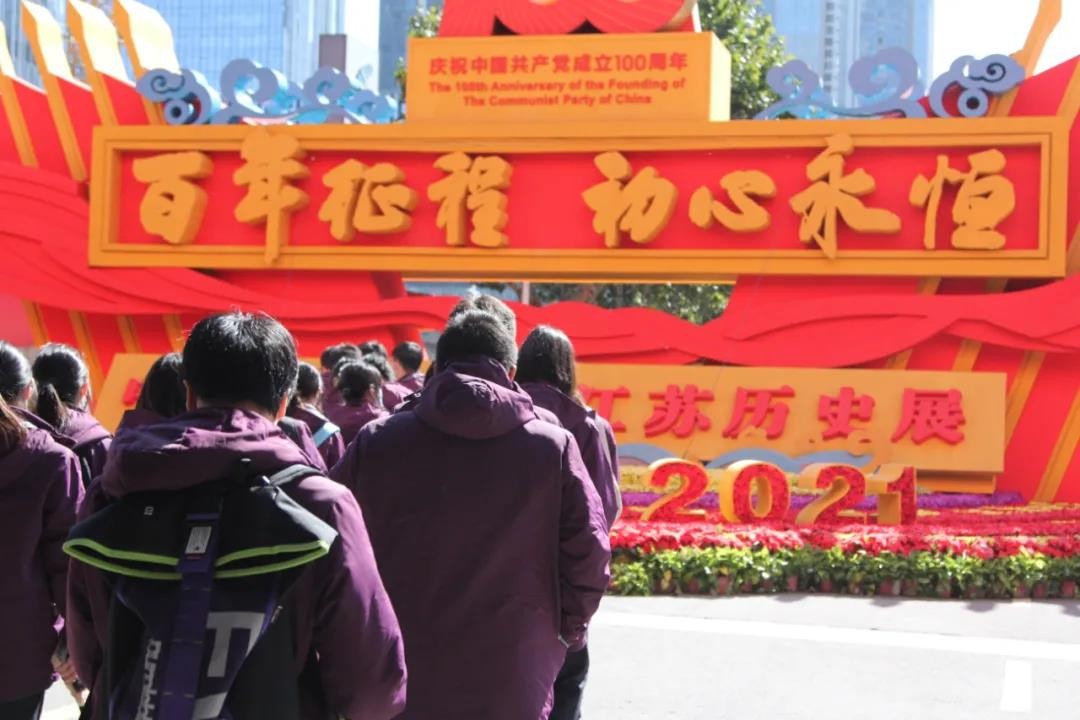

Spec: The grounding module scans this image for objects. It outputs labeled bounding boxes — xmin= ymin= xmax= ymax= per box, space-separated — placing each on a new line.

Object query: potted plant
xmin=1058 ymin=556 xmax=1079 ymax=598
xmin=645 ymin=550 xmax=682 ymax=595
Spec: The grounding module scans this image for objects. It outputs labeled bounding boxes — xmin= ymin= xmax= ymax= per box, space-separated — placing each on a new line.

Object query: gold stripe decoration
xmin=1034 ymin=387 xmax=1080 ymax=501
xmin=21 ymin=0 xmax=88 ymax=181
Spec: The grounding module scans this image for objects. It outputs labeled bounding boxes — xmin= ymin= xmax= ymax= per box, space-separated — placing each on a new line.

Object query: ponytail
xmin=32 ymin=343 xmax=88 ymax=430
xmin=0 ymin=393 xmax=26 ymax=455
xmin=35 ymin=381 xmax=68 ymax=429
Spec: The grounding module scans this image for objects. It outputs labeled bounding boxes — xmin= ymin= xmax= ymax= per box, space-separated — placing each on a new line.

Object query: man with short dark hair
xmin=390 ymin=341 xmax=425 ymax=394
xmin=68 ymin=313 xmax=407 ymax=720
xmin=449 ymin=290 xmax=517 ymax=340
xmin=446 ymin=294 xmax=568 ymax=428
xmin=358 ymin=340 xmax=389 ymax=358
xmin=332 ymin=310 xmax=610 ymax=720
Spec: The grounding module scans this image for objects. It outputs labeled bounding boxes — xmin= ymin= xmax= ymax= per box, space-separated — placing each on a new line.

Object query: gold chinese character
xmin=583 ymin=151 xmax=677 ymax=248
xmin=909 ymin=149 xmax=1014 ymax=250
xmin=428 ymin=151 xmax=513 ymax=248
xmin=233 ymin=129 xmax=309 ymax=264
xmin=319 ymin=160 xmax=419 ymax=242
xmin=132 ymin=151 xmax=213 ymax=245
xmin=789 ymin=134 xmax=901 ymax=258
xmin=689 ymin=170 xmax=776 ymax=233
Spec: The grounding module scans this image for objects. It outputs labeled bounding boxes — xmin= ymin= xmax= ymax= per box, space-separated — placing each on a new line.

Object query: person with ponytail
xmin=32 ymin=344 xmax=112 ymax=480
xmin=361 ymin=349 xmax=410 ymax=411
xmin=287 ymin=362 xmax=346 ymax=469
xmin=517 ymin=325 xmax=622 ymax=720
xmin=319 ymin=343 xmax=361 ymax=413
xmin=327 ymin=360 xmax=388 ymax=444
xmin=0 ymin=342 xmax=83 ymax=719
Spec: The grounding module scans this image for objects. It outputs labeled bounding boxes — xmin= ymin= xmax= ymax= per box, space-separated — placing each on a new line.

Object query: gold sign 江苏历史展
xmin=574 ymin=364 xmax=1006 ymax=476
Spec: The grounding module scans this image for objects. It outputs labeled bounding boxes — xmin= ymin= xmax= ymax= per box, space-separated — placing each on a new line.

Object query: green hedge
xmin=609 ymin=548 xmax=1080 ymax=599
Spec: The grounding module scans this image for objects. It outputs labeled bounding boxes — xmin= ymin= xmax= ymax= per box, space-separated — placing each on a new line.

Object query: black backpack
xmin=64 ymin=463 xmax=337 ymax=720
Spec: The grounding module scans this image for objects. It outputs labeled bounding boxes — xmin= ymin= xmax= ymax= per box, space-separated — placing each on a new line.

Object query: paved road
xmin=42 ymin=595 xmax=1080 ymax=719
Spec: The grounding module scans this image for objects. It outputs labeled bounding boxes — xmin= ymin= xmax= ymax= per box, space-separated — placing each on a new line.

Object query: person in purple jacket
xmin=319 ymin=343 xmax=361 ymax=413
xmin=390 ymin=341 xmax=425 ymax=394
xmin=448 ymin=293 xmax=566 ymax=429
xmin=332 ymin=310 xmax=611 ymax=720
xmin=0 ymin=343 xmax=83 ymax=720
xmin=287 ymin=362 xmax=346 ymax=468
xmin=116 ymin=352 xmax=186 ymax=433
xmin=32 ymin=344 xmax=112 ymax=480
xmin=278 ymin=414 xmax=330 ymax=473
xmin=67 ymin=312 xmax=407 ymax=720
xmin=327 ymin=360 xmax=388 ymax=444
xmin=518 ymin=326 xmax=622 ymax=528
xmin=518 ymin=325 xmax=623 ymax=720
xmin=362 ymin=350 xmax=410 ymax=410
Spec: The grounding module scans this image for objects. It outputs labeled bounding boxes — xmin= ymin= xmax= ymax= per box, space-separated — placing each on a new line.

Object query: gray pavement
xmin=43 ymin=595 xmax=1080 ymax=719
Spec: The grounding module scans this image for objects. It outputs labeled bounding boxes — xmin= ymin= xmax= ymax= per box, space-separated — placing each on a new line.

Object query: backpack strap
xmin=156 ymin=486 xmax=226 ymax=720
xmin=266 ymin=464 xmax=323 ymax=488
xmin=311 ymin=421 xmax=340 ymax=448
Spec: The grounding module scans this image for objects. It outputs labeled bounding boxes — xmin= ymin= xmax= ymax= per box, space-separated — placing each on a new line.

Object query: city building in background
xmin=350 ymin=0 xmax=443 ymax=96
xmin=1 ymin=0 xmax=65 ymax=85
xmin=284 ymin=0 xmax=349 ymax=81
xmin=4 ymin=0 xmax=316 ymax=84
xmin=762 ymin=0 xmax=933 ymax=106
xmin=132 ymin=0 xmax=346 ymax=83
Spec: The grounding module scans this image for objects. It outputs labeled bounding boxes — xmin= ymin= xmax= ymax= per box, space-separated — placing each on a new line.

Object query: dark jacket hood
xmin=520 ymin=382 xmax=589 ymax=431
xmin=0 ymin=425 xmax=53 ymax=472
xmin=415 ymin=357 xmax=539 ymax=440
xmin=14 ymin=406 xmax=76 ymax=449
xmin=116 ymin=408 xmax=166 ymax=433
xmin=63 ymin=408 xmax=111 ymax=449
xmin=101 ymin=407 xmax=309 ymax=497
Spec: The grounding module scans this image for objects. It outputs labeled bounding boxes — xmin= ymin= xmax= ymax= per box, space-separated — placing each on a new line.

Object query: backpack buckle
xmin=179 ymin=509 xmax=221 ymax=574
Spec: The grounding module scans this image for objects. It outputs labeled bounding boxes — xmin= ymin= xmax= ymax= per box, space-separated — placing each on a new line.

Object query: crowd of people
xmin=0 ymin=293 xmax=621 ymax=720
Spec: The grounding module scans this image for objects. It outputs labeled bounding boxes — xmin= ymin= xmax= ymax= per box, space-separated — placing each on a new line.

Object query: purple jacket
xmin=381 ymin=382 xmax=410 ymax=411
xmin=62 ymin=408 xmax=112 ymax=479
xmin=17 ymin=407 xmax=76 ymax=445
xmin=522 ymin=382 xmax=622 ymax=530
xmin=116 ymin=408 xmax=166 ymax=433
xmin=0 ymin=427 xmax=82 ymax=701
xmin=279 ymin=416 xmax=330 ymax=473
xmin=396 ymin=372 xmax=425 ymax=394
xmin=320 ymin=368 xmax=342 ymax=413
xmin=67 ymin=408 xmax=407 ymax=720
xmin=288 ymin=404 xmax=346 ymax=469
xmin=326 ymin=401 xmax=388 ymax=446
xmin=331 ymin=357 xmax=610 ymax=720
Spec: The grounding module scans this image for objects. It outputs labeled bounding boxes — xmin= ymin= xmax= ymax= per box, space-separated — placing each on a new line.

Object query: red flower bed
xmin=612 ymin=503 xmax=1080 ymax=559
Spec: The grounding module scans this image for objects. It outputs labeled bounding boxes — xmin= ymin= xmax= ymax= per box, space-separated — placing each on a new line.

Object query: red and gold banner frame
xmin=88 ymin=116 xmax=1067 ymax=280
